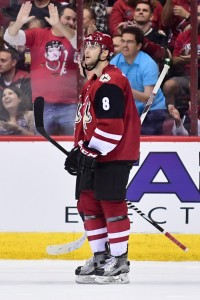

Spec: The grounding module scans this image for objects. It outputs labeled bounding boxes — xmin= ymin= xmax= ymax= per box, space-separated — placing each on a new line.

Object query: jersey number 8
xmin=102 ymin=97 xmax=110 ymax=110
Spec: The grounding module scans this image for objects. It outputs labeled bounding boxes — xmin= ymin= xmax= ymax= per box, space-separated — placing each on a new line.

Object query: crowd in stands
xmin=0 ymin=0 xmax=199 ymax=136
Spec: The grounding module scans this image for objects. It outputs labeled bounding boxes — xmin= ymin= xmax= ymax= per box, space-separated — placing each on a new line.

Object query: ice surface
xmin=0 ymin=260 xmax=199 ymax=300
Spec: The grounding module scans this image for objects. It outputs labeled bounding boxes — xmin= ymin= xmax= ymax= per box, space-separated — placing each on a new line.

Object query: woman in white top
xmin=168 ymin=104 xmax=200 ymax=136
xmin=0 ymin=86 xmax=34 ymax=135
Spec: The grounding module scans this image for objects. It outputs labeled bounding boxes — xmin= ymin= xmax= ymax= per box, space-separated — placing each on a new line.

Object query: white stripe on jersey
xmin=89 ymin=128 xmax=122 ymax=155
xmin=87 ymin=227 xmax=107 ymax=237
xmin=89 ymin=136 xmax=117 ymax=155
xmin=95 ymin=128 xmax=122 ymax=141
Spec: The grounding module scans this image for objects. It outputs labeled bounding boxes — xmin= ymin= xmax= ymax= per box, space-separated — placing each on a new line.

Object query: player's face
xmin=0 ymin=52 xmax=16 ymax=74
xmin=121 ymin=33 xmax=141 ymax=59
xmin=84 ymin=42 xmax=101 ymax=67
xmin=60 ymin=8 xmax=77 ymax=29
xmin=134 ymin=3 xmax=152 ymax=24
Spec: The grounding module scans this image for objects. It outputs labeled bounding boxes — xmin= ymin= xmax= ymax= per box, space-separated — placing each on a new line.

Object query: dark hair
xmin=45 ymin=40 xmax=62 ymax=51
xmin=23 ymin=17 xmax=46 ymax=30
xmin=0 ymin=48 xmax=20 ymax=62
xmin=0 ymin=86 xmax=29 ymax=121
xmin=58 ymin=4 xmax=76 ymax=17
xmin=135 ymin=0 xmax=154 ymax=13
xmin=121 ymin=26 xmax=144 ymax=45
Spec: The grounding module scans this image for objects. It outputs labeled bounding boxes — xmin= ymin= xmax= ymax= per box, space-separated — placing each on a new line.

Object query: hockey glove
xmin=77 ymin=141 xmax=100 ymax=192
xmin=78 ymin=140 xmax=101 ymax=173
xmin=78 ymin=140 xmax=100 ymax=158
xmin=64 ymin=146 xmax=80 ymax=176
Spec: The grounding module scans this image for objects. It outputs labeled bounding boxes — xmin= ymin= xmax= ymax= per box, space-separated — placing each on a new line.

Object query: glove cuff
xmin=78 ymin=140 xmax=101 ymax=158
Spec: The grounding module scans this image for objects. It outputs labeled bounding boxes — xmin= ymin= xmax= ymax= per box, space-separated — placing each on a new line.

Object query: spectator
xmin=58 ymin=3 xmax=77 ymax=30
xmin=58 ymin=3 xmax=77 ymax=49
xmin=110 ymin=26 xmax=167 ymax=135
xmin=2 ymin=0 xmax=62 ymax=28
xmin=17 ymin=17 xmax=46 ymax=72
xmin=167 ymin=103 xmax=191 ymax=135
xmin=117 ymin=1 xmax=170 ymax=69
xmin=0 ymin=48 xmax=32 ymax=110
xmin=84 ymin=0 xmax=108 ymax=33
xmin=4 ymin=2 xmax=77 ymax=136
xmin=109 ymin=0 xmax=163 ymax=37
xmin=25 ymin=16 xmax=46 ymax=29
xmin=112 ymin=34 xmax=122 ymax=55
xmin=161 ymin=0 xmax=191 ymax=52
xmin=0 ymin=86 xmax=34 ymax=135
xmin=162 ymin=3 xmax=200 ymax=109
xmin=83 ymin=6 xmax=97 ymax=36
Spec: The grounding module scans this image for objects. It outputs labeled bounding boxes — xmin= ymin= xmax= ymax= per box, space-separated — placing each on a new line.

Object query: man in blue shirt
xmin=110 ymin=26 xmax=168 ymax=135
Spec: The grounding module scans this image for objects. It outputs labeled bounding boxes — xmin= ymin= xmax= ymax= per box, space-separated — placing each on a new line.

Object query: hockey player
xmin=65 ymin=31 xmax=141 ymax=284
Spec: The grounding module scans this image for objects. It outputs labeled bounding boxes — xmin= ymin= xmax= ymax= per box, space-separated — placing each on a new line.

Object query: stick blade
xmin=46 ymin=233 xmax=87 ymax=255
xmin=34 ymin=96 xmax=45 ymax=129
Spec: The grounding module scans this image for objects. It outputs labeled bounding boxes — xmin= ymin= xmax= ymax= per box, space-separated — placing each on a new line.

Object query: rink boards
xmin=0 ymin=136 xmax=200 ymax=260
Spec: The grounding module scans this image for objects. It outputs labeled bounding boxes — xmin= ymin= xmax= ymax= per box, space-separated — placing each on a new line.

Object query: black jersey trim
xmin=94 ymin=83 xmax=125 ymax=119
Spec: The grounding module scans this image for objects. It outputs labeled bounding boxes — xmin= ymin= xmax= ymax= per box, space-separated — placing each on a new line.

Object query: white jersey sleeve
xmin=4 ymin=28 xmax=26 ymax=46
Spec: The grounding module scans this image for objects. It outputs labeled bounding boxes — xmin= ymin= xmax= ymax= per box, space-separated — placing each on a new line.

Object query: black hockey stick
xmin=126 ymin=201 xmax=188 ymax=252
xmin=34 ymin=97 xmax=69 ymax=156
xmin=34 ymin=96 xmax=87 ymax=254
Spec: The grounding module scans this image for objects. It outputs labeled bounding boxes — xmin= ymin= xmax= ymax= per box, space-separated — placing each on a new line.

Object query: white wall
xmin=0 ymin=139 xmax=199 ymax=233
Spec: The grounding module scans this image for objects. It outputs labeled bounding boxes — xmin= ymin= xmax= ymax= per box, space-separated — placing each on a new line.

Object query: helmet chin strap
xmin=84 ymin=52 xmax=108 ymax=71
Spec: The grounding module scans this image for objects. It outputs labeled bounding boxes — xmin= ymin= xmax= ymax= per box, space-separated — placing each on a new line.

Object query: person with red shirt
xmin=117 ymin=1 xmax=170 ymax=70
xmin=109 ymin=0 xmax=163 ymax=37
xmin=161 ymin=0 xmax=191 ymax=51
xmin=162 ymin=4 xmax=200 ymax=111
xmin=4 ymin=2 xmax=77 ymax=135
xmin=64 ymin=31 xmax=140 ymax=284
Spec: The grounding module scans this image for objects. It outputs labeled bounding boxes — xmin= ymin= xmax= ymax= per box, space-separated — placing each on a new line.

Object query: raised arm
xmin=161 ymin=0 xmax=174 ymax=27
xmin=8 ymin=1 xmax=35 ymax=36
xmin=45 ymin=3 xmax=75 ymax=41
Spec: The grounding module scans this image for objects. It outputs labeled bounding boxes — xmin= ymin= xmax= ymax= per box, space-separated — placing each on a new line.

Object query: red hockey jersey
xmin=25 ymin=27 xmax=77 ymax=104
xmin=74 ymin=64 xmax=141 ymax=163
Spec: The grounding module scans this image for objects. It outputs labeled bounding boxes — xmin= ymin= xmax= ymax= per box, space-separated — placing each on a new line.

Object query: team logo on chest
xmin=75 ymin=102 xmax=82 ymax=123
xmin=83 ymin=101 xmax=92 ymax=132
xmin=99 ymin=73 xmax=111 ymax=82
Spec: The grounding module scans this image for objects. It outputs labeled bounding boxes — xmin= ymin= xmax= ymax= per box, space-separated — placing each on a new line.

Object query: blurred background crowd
xmin=0 ymin=0 xmax=199 ymax=136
